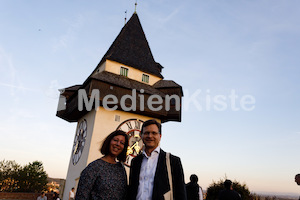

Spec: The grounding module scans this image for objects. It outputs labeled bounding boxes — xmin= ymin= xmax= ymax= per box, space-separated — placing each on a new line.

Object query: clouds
xmin=52 ymin=14 xmax=85 ymax=51
xmin=0 ymin=47 xmax=24 ymax=96
xmin=157 ymin=7 xmax=181 ymax=24
xmin=0 ymin=47 xmax=60 ymax=101
xmin=44 ymin=80 xmax=61 ymax=99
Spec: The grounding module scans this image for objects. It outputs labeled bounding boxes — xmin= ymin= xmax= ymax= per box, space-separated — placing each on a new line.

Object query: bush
xmin=206 ymin=178 xmax=251 ymax=200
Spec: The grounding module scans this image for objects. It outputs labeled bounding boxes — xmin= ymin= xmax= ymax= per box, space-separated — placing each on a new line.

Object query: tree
xmin=206 ymin=178 xmax=251 ymax=200
xmin=17 ymin=161 xmax=48 ymax=192
xmin=0 ymin=160 xmax=21 ymax=192
xmin=0 ymin=160 xmax=48 ymax=193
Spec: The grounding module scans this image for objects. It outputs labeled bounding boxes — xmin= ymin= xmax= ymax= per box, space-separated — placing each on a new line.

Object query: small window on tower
xmin=115 ymin=115 xmax=120 ymax=122
xmin=142 ymin=74 xmax=149 ymax=83
xmin=120 ymin=67 xmax=128 ymax=77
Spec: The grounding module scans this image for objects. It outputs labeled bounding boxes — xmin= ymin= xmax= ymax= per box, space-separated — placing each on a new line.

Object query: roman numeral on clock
xmin=126 ymin=122 xmax=133 ymax=130
xmin=134 ymin=120 xmax=141 ymax=130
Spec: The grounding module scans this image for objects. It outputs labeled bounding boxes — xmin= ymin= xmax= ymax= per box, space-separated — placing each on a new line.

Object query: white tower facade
xmin=56 ymin=13 xmax=183 ymax=200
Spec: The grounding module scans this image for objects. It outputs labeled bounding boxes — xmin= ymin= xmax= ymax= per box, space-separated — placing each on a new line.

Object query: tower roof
xmin=95 ymin=13 xmax=163 ymax=78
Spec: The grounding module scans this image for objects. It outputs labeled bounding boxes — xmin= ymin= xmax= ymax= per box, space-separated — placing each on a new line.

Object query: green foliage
xmin=0 ymin=160 xmax=21 ymax=192
xmin=206 ymin=180 xmax=224 ymax=200
xmin=17 ymin=161 xmax=48 ymax=192
xmin=206 ymin=178 xmax=251 ymax=200
xmin=0 ymin=160 xmax=48 ymax=193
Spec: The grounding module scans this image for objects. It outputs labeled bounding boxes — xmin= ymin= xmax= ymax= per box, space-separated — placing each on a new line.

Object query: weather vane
xmin=124 ymin=10 xmax=127 ymax=24
xmin=134 ymin=0 xmax=138 ymax=13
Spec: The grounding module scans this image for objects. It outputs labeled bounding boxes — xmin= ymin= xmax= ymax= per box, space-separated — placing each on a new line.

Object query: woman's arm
xmin=75 ymin=165 xmax=97 ymax=200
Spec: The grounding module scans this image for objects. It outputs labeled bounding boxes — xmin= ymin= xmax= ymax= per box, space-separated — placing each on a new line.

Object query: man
xmin=218 ymin=179 xmax=241 ymax=200
xmin=186 ymin=174 xmax=204 ymax=200
xmin=128 ymin=119 xmax=187 ymax=200
xmin=295 ymin=174 xmax=300 ymax=200
xmin=295 ymin=174 xmax=300 ymax=185
xmin=37 ymin=192 xmax=47 ymax=200
xmin=69 ymin=187 xmax=75 ymax=200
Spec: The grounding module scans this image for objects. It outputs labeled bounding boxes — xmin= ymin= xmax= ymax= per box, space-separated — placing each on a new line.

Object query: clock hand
xmin=127 ymin=141 xmax=139 ymax=155
xmin=127 ymin=142 xmax=136 ymax=153
xmin=134 ymin=143 xmax=141 ymax=153
xmin=130 ymin=142 xmax=137 ymax=149
xmin=74 ymin=142 xmax=78 ymax=154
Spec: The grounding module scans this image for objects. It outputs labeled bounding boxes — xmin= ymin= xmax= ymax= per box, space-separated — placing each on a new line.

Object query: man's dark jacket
xmin=218 ymin=189 xmax=242 ymax=200
xmin=127 ymin=149 xmax=187 ymax=200
xmin=185 ymin=182 xmax=199 ymax=200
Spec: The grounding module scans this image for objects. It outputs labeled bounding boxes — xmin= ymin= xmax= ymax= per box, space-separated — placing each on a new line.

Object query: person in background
xmin=53 ymin=192 xmax=60 ymax=200
xmin=37 ymin=192 xmax=47 ymax=200
xmin=295 ymin=174 xmax=300 ymax=200
xmin=186 ymin=174 xmax=204 ymax=200
xmin=128 ymin=119 xmax=187 ymax=200
xmin=218 ymin=179 xmax=241 ymax=200
xmin=75 ymin=130 xmax=129 ymax=200
xmin=69 ymin=187 xmax=75 ymax=200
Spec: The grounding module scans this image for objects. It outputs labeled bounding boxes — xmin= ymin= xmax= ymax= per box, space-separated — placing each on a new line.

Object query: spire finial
xmin=124 ymin=10 xmax=127 ymax=25
xmin=134 ymin=0 xmax=138 ymax=13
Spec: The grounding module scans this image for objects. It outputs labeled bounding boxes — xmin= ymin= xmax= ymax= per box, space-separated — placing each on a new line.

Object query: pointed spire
xmin=98 ymin=13 xmax=163 ymax=78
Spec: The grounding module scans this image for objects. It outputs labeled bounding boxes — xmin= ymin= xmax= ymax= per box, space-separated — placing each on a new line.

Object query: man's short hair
xmin=224 ymin=179 xmax=232 ymax=189
xmin=141 ymin=119 xmax=161 ymax=134
xmin=190 ymin=174 xmax=198 ymax=183
xmin=295 ymin=174 xmax=300 ymax=185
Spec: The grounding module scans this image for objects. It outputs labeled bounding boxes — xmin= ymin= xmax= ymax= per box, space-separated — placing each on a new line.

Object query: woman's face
xmin=109 ymin=135 xmax=126 ymax=158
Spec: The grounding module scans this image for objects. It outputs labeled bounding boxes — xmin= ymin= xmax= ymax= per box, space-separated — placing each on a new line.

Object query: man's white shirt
xmin=37 ymin=196 xmax=47 ymax=200
xmin=136 ymin=146 xmax=160 ymax=200
xmin=199 ymin=186 xmax=204 ymax=200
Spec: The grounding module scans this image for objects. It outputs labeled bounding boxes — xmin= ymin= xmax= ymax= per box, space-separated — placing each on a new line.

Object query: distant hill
xmin=258 ymin=193 xmax=298 ymax=200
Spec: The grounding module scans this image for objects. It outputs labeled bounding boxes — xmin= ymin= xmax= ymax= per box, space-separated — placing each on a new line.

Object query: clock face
xmin=116 ymin=119 xmax=144 ymax=167
xmin=72 ymin=119 xmax=87 ymax=165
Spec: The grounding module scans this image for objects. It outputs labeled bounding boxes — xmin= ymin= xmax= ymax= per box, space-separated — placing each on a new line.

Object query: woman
xmin=75 ymin=130 xmax=129 ymax=200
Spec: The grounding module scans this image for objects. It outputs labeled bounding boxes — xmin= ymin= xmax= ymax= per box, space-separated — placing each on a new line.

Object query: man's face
xmin=141 ymin=124 xmax=161 ymax=151
xmin=295 ymin=175 xmax=300 ymax=185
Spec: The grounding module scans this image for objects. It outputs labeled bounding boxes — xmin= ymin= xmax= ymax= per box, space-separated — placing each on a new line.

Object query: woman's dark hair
xmin=100 ymin=130 xmax=128 ymax=162
xmin=141 ymin=119 xmax=162 ymax=135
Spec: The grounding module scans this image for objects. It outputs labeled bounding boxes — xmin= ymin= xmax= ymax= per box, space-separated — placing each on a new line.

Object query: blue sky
xmin=1 ymin=0 xmax=300 ymax=196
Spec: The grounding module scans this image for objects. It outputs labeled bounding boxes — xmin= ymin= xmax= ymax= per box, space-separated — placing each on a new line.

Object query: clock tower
xmin=56 ymin=13 xmax=183 ymax=200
